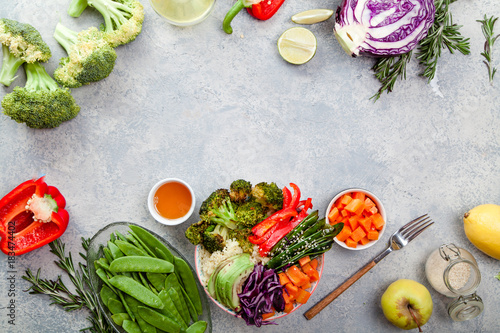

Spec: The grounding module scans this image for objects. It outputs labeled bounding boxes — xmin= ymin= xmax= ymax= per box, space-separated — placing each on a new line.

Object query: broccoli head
xmin=199 ymin=188 xmax=231 ymax=221
xmin=202 ymin=224 xmax=228 ymax=253
xmin=1 ymin=62 xmax=80 ymax=129
xmin=228 ymin=228 xmax=255 ymax=254
xmin=251 ymin=182 xmax=284 ymax=212
xmin=185 ymin=220 xmax=211 ymax=245
xmin=235 ymin=200 xmax=266 ymax=228
xmin=229 ymin=179 xmax=252 ymax=203
xmin=83 ymin=0 xmax=145 ymax=47
xmin=0 ymin=18 xmax=51 ymax=86
xmin=53 ymin=23 xmax=117 ymax=88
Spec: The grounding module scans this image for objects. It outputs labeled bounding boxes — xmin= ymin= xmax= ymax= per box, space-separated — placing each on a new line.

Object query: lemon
xmin=277 ymin=27 xmax=317 ymax=65
xmin=291 ymin=9 xmax=334 ymax=25
xmin=463 ymin=204 xmax=500 ymax=260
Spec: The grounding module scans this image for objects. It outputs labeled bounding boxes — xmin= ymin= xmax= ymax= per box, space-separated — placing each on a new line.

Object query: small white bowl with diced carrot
xmin=326 ymin=189 xmax=386 ymax=250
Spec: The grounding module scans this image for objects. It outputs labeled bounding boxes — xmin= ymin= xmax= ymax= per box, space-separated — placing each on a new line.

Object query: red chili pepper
xmin=0 ymin=177 xmax=69 ymax=256
xmin=282 ymin=186 xmax=292 ymax=208
xmin=246 ymin=0 xmax=286 ymax=21
xmin=251 ymin=207 xmax=298 ymax=238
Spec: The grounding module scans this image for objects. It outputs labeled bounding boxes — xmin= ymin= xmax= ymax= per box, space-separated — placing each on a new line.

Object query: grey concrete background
xmin=1 ymin=0 xmax=499 ymax=332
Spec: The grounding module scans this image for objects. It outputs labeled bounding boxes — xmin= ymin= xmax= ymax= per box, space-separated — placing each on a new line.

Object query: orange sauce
xmin=154 ymin=181 xmax=192 ymax=219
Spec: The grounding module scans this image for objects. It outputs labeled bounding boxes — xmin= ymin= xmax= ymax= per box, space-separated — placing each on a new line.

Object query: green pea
xmin=129 ymin=225 xmax=174 ymax=263
xmin=114 ymin=240 xmax=149 ymax=257
xmin=109 ymin=275 xmax=163 ymax=309
xmin=158 ymin=289 xmax=187 ymax=329
xmin=110 ymin=256 xmax=174 ymax=274
xmin=138 ymin=306 xmax=181 ymax=333
xmin=122 ymin=320 xmax=142 ymax=333
xmin=111 ymin=313 xmax=130 ymax=326
xmin=108 ymin=297 xmax=126 ymax=314
xmin=186 ymin=321 xmax=208 ymax=333
xmin=167 ymin=287 xmax=190 ymax=326
xmin=174 ymin=256 xmax=202 ymax=315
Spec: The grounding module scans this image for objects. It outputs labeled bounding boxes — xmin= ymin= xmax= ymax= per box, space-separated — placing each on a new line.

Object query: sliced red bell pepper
xmin=247 ymin=0 xmax=286 ymax=21
xmin=282 ymin=186 xmax=292 ymax=208
xmin=251 ymin=207 xmax=298 ymax=238
xmin=288 ymin=183 xmax=300 ymax=209
xmin=0 ymin=177 xmax=69 ymax=256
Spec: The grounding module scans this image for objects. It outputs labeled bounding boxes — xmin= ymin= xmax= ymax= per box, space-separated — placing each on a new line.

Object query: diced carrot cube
xmin=367 ymin=205 xmax=378 ymax=215
xmin=359 ymin=236 xmax=370 ymax=245
xmin=301 ymin=262 xmax=315 ymax=276
xmin=340 ymin=194 xmax=352 ymax=206
xmin=285 ymin=265 xmax=309 ymax=287
xmin=298 ymin=255 xmax=311 ymax=267
xmin=359 ymin=217 xmax=372 ymax=233
xmin=353 ymin=192 xmax=366 ymax=201
xmin=345 ymin=237 xmax=357 ymax=248
xmin=340 ymin=208 xmax=349 ymax=217
xmin=371 ymin=213 xmax=385 ymax=230
xmin=367 ymin=230 xmax=379 ymax=240
xmin=345 ymin=198 xmax=363 ymax=214
xmin=302 ymin=280 xmax=311 ymax=290
xmin=336 ymin=225 xmax=352 ymax=242
xmin=283 ymin=291 xmax=295 ymax=304
xmin=348 ymin=216 xmax=359 ymax=230
xmin=285 ymin=283 xmax=299 ymax=297
xmin=364 ymin=197 xmax=375 ymax=210
xmin=306 ymin=268 xmax=319 ymax=282
xmin=350 ymin=226 xmax=367 ymax=243
xmin=284 ymin=302 xmax=294 ymax=313
xmin=278 ymin=272 xmax=290 ymax=286
xmin=328 ymin=207 xmax=340 ymax=224
xmin=295 ymin=288 xmax=311 ymax=304
xmin=262 ymin=309 xmax=275 ymax=320
xmin=309 ymin=258 xmax=318 ymax=270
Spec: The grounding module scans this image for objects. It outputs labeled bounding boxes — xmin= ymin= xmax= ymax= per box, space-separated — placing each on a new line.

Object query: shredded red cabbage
xmin=237 ymin=263 xmax=285 ymax=327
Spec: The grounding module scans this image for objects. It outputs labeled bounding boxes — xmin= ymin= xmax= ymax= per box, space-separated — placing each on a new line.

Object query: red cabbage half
xmin=334 ymin=0 xmax=436 ymax=57
xmin=237 ymin=263 xmax=285 ymax=327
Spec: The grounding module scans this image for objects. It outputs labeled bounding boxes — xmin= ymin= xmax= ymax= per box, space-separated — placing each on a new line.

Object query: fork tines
xmin=400 ymin=214 xmax=434 ymax=242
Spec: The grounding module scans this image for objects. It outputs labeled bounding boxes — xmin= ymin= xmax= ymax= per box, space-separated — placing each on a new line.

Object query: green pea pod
xmin=100 ymin=285 xmax=117 ymax=307
xmin=129 ymin=225 xmax=174 ymax=263
xmin=108 ymin=297 xmax=126 ymax=314
xmin=138 ymin=306 xmax=182 ymax=333
xmin=158 ymin=289 xmax=187 ymax=329
xmin=111 ymin=312 xmax=130 ymax=326
xmin=103 ymin=247 xmax=114 ymax=264
xmin=124 ymin=294 xmax=157 ymax=333
xmin=180 ymin=283 xmax=198 ymax=322
xmin=186 ymin=321 xmax=208 ymax=333
xmin=108 ymin=241 xmax=125 ymax=259
xmin=109 ymin=275 xmax=163 ymax=309
xmin=167 ymin=287 xmax=190 ymax=326
xmin=174 ymin=256 xmax=202 ymax=315
xmin=126 ymin=233 xmax=149 ymax=253
xmin=95 ymin=258 xmax=111 ymax=272
xmin=114 ymin=240 xmax=149 ymax=257
xmin=164 ymin=274 xmax=189 ymax=320
xmin=115 ymin=231 xmax=128 ymax=242
xmin=110 ymin=256 xmax=174 ymax=274
xmin=110 ymin=232 xmax=116 ymax=242
xmin=147 ymin=272 xmax=166 ymax=292
xmin=157 ymin=247 xmax=183 ymax=285
xmin=122 ymin=320 xmax=142 ymax=333
xmin=129 ymin=229 xmax=158 ymax=257
xmin=95 ymin=268 xmax=116 ymax=292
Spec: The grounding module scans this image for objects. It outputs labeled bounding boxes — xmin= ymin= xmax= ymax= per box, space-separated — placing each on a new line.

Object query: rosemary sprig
xmin=477 ymin=15 xmax=499 ymax=83
xmin=22 ymin=238 xmax=113 ymax=333
xmin=372 ymin=0 xmax=470 ymax=99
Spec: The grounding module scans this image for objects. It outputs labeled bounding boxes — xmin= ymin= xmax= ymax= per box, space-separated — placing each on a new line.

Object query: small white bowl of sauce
xmin=148 ymin=178 xmax=195 ymax=226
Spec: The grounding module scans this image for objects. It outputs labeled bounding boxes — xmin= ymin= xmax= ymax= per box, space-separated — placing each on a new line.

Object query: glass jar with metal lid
xmin=425 ymin=243 xmax=484 ymax=321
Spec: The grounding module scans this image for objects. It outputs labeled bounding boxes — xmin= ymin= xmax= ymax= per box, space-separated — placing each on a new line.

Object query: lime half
xmin=277 ymin=27 xmax=317 ymax=65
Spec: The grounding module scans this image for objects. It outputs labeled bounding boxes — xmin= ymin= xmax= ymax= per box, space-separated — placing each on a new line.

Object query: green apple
xmin=381 ymin=279 xmax=433 ymax=331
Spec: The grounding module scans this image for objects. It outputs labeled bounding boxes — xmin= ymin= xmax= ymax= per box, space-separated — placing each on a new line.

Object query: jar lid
xmin=447 ymin=294 xmax=484 ymax=321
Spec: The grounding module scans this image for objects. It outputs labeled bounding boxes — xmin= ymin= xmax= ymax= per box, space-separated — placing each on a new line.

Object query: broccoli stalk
xmin=211 ymin=200 xmax=238 ymax=230
xmin=68 ymin=0 xmax=89 ymax=18
xmin=86 ymin=0 xmax=145 ymax=47
xmin=53 ymin=23 xmax=117 ymax=88
xmin=0 ymin=18 xmax=51 ymax=86
xmin=2 ymin=62 xmax=80 ymax=129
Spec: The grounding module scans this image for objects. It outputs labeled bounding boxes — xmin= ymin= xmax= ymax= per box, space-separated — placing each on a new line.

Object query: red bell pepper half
xmin=246 ymin=0 xmax=286 ymax=21
xmin=0 ymin=177 xmax=69 ymax=256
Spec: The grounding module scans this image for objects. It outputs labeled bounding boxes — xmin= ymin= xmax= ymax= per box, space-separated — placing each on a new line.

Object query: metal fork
xmin=304 ymin=214 xmax=434 ymax=320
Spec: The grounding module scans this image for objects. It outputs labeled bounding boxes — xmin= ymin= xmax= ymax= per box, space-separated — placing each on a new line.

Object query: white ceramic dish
xmin=326 ymin=188 xmax=386 ymax=250
xmin=194 ymin=244 xmax=325 ymax=321
xmin=147 ymin=178 xmax=195 ymax=226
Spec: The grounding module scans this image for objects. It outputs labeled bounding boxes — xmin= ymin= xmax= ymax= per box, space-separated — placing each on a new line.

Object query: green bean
xmin=174 ymin=256 xmax=202 ymax=315
xmin=138 ymin=306 xmax=181 ymax=333
xmin=110 ymin=256 xmax=174 ymax=274
xmin=108 ymin=241 xmax=124 ymax=259
xmin=122 ymin=320 xmax=142 ymax=333
xmin=114 ymin=240 xmax=149 ymax=257
xmin=186 ymin=321 xmax=208 ymax=333
xmin=270 ymin=211 xmax=319 ymax=256
xmin=167 ymin=287 xmax=190 ymax=326
xmin=109 ymin=275 xmax=163 ymax=309
xmin=158 ymin=290 xmax=187 ymax=329
xmin=130 ymin=225 xmax=174 ymax=263
xmin=99 ymin=285 xmax=117 ymax=307
xmin=111 ymin=313 xmax=130 ymax=326
xmin=147 ymin=272 xmax=166 ymax=292
xmin=124 ymin=294 xmax=157 ymax=333
xmin=108 ymin=297 xmax=126 ymax=314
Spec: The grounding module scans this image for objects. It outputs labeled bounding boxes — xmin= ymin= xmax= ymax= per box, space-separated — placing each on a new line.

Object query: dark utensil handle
xmin=304 ymin=260 xmax=377 ymax=320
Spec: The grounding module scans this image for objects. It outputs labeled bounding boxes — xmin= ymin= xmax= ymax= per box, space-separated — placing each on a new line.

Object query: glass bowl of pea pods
xmin=86 ymin=221 xmax=212 ymax=333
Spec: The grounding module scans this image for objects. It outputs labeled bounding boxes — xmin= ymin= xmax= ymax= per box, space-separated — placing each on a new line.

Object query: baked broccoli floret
xmin=53 ymin=23 xmax=117 ymax=88
xmin=251 ymin=182 xmax=283 ymax=212
xmin=199 ymin=189 xmax=231 ymax=221
xmin=210 ymin=199 xmax=238 ymax=230
xmin=185 ymin=220 xmax=211 ymax=245
xmin=73 ymin=0 xmax=145 ymax=47
xmin=0 ymin=18 xmax=51 ymax=86
xmin=229 ymin=179 xmax=252 ymax=203
xmin=1 ymin=62 xmax=80 ymax=128
xmin=235 ymin=200 xmax=266 ymax=228
xmin=228 ymin=228 xmax=254 ymax=254
xmin=202 ymin=224 xmax=228 ymax=253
